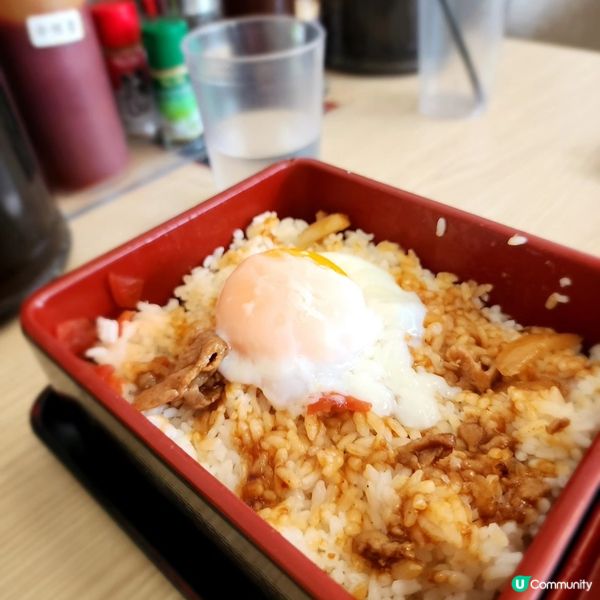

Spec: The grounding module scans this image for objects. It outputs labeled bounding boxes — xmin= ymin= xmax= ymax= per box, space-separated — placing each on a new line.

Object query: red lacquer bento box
xmin=21 ymin=160 xmax=600 ymax=600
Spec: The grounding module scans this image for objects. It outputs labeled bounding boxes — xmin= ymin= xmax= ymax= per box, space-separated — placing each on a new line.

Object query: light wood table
xmin=1 ymin=39 xmax=599 ymax=600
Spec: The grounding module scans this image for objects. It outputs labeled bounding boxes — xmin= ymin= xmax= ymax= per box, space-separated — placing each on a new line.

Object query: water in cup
xmin=209 ymin=108 xmax=319 ymax=188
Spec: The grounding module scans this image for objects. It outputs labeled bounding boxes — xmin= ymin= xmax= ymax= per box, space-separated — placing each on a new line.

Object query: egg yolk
xmin=265 ymin=248 xmax=347 ymax=277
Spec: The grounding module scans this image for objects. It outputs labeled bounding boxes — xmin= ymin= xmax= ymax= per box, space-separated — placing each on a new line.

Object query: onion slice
xmin=495 ymin=333 xmax=581 ymax=376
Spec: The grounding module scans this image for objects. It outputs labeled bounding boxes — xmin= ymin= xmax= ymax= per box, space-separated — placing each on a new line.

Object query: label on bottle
xmin=26 ymin=9 xmax=84 ymax=49
xmin=153 ymin=67 xmax=203 ymax=142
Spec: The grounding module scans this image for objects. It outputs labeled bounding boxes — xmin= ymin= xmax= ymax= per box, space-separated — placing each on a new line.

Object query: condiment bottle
xmin=0 ymin=0 xmax=129 ymax=191
xmin=91 ymin=1 xmax=158 ymax=139
xmin=141 ymin=18 xmax=203 ymax=145
xmin=0 ymin=69 xmax=70 ymax=321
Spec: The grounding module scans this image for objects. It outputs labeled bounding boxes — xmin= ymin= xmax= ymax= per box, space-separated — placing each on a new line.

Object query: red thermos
xmin=0 ymin=0 xmax=129 ymax=191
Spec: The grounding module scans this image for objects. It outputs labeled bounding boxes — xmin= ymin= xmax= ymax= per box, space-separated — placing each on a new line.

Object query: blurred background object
xmin=142 ymin=17 xmax=203 ymax=145
xmin=0 ymin=0 xmax=129 ymax=191
xmin=507 ymin=0 xmax=600 ymax=52
xmin=221 ymin=0 xmax=294 ymax=17
xmin=293 ymin=1 xmax=600 ymax=52
xmin=0 ymin=0 xmax=593 ymax=215
xmin=0 ymin=69 xmax=70 ymax=321
xmin=418 ymin=0 xmax=506 ymax=119
xmin=92 ymin=1 xmax=158 ymax=140
xmin=320 ymin=0 xmax=417 ymax=74
xmin=155 ymin=0 xmax=222 ymax=27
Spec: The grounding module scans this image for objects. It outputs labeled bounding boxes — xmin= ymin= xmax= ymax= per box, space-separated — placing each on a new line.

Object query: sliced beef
xmin=396 ymin=433 xmax=456 ymax=469
xmin=353 ymin=529 xmax=416 ymax=569
xmin=447 ymin=346 xmax=498 ymax=393
xmin=133 ymin=329 xmax=228 ymax=412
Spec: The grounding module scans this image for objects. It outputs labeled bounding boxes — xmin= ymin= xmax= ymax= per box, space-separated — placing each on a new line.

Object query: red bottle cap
xmin=91 ymin=1 xmax=141 ymax=49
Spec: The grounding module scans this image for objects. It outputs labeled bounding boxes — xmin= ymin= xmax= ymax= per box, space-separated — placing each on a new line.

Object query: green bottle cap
xmin=142 ymin=18 xmax=189 ymax=71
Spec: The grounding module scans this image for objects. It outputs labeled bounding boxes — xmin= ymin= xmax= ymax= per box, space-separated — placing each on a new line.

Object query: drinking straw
xmin=437 ymin=0 xmax=484 ymax=105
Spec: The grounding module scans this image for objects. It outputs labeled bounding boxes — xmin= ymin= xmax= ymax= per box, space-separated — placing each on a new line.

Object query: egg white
xmin=320 ymin=253 xmax=451 ymax=428
xmin=217 ymin=251 xmax=452 ymax=429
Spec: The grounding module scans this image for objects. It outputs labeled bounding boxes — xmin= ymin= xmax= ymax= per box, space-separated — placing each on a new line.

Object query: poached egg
xmin=215 ymin=249 xmax=451 ymax=428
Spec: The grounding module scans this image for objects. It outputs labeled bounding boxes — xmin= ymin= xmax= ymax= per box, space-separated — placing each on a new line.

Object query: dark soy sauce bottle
xmin=0 ymin=70 xmax=70 ymax=321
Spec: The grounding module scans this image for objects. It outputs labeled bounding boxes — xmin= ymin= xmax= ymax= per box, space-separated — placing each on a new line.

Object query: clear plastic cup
xmin=182 ymin=16 xmax=325 ymax=189
xmin=418 ymin=0 xmax=506 ymax=118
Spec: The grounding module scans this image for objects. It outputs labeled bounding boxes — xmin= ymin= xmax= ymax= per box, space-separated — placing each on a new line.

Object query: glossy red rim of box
xmin=21 ymin=159 xmax=600 ymax=599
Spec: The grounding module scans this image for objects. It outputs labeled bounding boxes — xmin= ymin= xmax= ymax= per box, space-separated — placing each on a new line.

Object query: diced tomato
xmin=117 ymin=310 xmax=136 ymax=334
xmin=56 ymin=317 xmax=97 ymax=357
xmin=307 ymin=393 xmax=371 ymax=415
xmin=93 ymin=363 xmax=123 ymax=395
xmin=108 ymin=272 xmax=144 ymax=309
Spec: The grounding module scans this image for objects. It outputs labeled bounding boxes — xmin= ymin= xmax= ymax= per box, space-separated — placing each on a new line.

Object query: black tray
xmin=30 ymin=388 xmax=267 ymax=600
